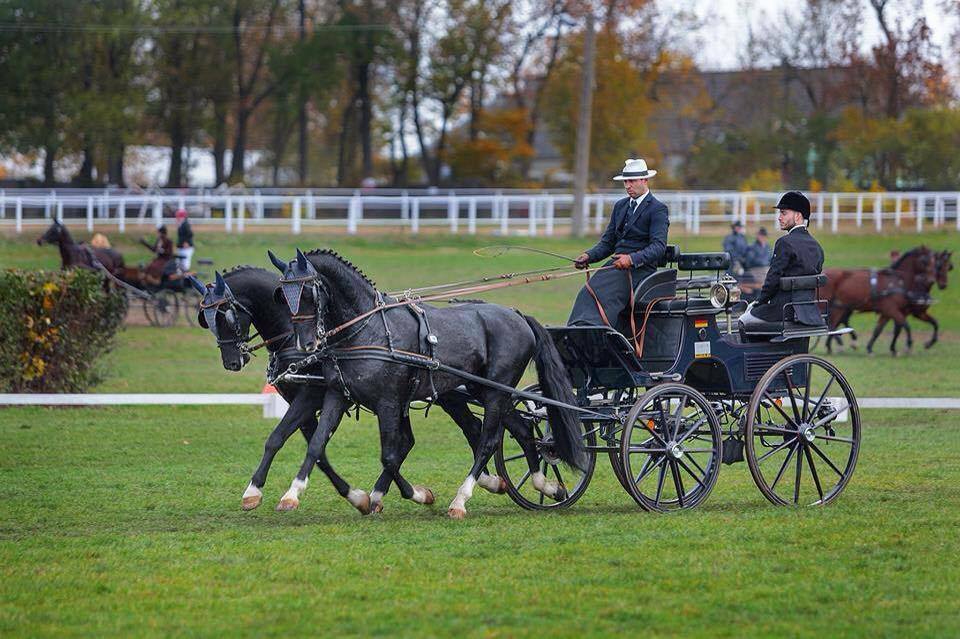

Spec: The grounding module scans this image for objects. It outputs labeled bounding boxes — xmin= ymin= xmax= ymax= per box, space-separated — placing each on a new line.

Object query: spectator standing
xmin=175 ymin=208 xmax=194 ymax=270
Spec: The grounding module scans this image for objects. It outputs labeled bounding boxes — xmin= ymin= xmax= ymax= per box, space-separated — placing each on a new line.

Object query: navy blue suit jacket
xmin=585 ymin=192 xmax=670 ymax=268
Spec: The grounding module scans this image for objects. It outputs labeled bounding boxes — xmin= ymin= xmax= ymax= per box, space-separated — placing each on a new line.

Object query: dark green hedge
xmin=0 ymin=269 xmax=127 ymax=392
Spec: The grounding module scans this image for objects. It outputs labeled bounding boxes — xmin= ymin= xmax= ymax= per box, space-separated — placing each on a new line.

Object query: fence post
xmin=237 ymin=198 xmax=246 ymax=233
xmin=500 ymin=197 xmax=509 ymax=235
xmin=874 ymin=193 xmax=882 ymax=232
xmin=254 ymin=190 xmax=264 ymax=219
xmin=528 ymin=197 xmax=537 ymax=236
xmin=86 ymin=197 xmax=94 ymax=232
xmin=45 ymin=191 xmax=52 ymax=219
xmin=400 ymin=190 xmax=409 ymax=221
xmin=0 ymin=190 xmax=5 ymax=219
xmin=935 ymin=195 xmax=943 ymax=227
xmin=292 ymin=198 xmax=302 ymax=235
xmin=15 ymin=198 xmax=22 ymax=233
xmin=831 ymin=193 xmax=839 ymax=233
xmin=153 ymin=198 xmax=163 ymax=227
xmin=306 ymin=190 xmax=315 ymax=220
xmin=56 ymin=199 xmax=63 ymax=223
xmin=816 ymin=193 xmax=824 ymax=229
xmin=545 ymin=196 xmax=555 ymax=235
xmin=225 ymin=197 xmax=233 ymax=232
xmin=178 ymin=194 xmax=186 ymax=212
xmin=753 ymin=196 xmax=760 ymax=224
xmin=693 ymin=196 xmax=701 ymax=234
xmin=916 ymin=195 xmax=924 ymax=232
xmin=448 ymin=193 xmax=459 ymax=233
xmin=594 ymin=196 xmax=603 ymax=232
xmin=956 ymin=193 xmax=960 ymax=231
xmin=467 ymin=197 xmax=477 ymax=234
xmin=895 ymin=194 xmax=902 ymax=228
xmin=855 ymin=193 xmax=863 ymax=227
xmin=118 ymin=198 xmax=126 ymax=233
xmin=410 ymin=198 xmax=420 ymax=234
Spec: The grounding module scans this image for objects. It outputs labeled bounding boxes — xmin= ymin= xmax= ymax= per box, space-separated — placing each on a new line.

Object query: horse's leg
xmin=276 ymin=391 xmax=352 ymax=511
xmin=502 ymin=407 xmax=567 ymax=501
xmin=918 ymin=310 xmax=939 ymax=348
xmin=366 ymin=413 xmax=423 ymax=513
xmin=242 ymin=392 xmax=317 ymax=510
xmin=298 ymin=411 xmax=372 ymax=514
xmin=866 ymin=315 xmax=889 ymax=355
xmin=436 ymin=393 xmax=508 ymax=495
xmin=375 ymin=410 xmax=433 ymax=505
xmin=903 ymin=319 xmax=914 ymax=352
xmin=842 ymin=309 xmax=857 ymax=350
xmin=448 ymin=394 xmax=510 ymax=520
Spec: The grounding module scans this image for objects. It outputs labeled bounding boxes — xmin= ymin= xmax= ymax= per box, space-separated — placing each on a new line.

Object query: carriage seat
xmin=632 ymin=268 xmax=678 ymax=303
xmin=677 ymin=252 xmax=731 ymax=272
xmin=739 ymin=274 xmax=827 ymax=337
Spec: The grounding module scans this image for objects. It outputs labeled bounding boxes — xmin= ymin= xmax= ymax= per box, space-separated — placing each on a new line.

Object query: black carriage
xmin=101 ymin=257 xmax=215 ymax=327
xmin=494 ymin=248 xmax=861 ymax=512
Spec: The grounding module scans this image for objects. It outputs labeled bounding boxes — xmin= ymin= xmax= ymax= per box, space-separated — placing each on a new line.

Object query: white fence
xmin=1 ymin=188 xmax=958 ymax=235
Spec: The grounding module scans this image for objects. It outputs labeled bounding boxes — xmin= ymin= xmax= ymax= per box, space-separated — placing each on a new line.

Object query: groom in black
xmin=568 ymin=158 xmax=670 ymax=326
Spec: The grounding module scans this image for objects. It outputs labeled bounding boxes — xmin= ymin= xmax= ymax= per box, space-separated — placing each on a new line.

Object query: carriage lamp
xmin=709 ymin=281 xmax=742 ymax=309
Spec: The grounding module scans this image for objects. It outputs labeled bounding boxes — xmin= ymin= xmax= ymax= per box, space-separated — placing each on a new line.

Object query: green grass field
xmin=1 ymin=228 xmax=959 ymax=637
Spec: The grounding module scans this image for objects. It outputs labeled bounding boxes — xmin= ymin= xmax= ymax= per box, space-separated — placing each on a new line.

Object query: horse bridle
xmin=200 ymin=292 xmax=258 ymax=356
xmin=279 ymin=273 xmax=330 ymax=348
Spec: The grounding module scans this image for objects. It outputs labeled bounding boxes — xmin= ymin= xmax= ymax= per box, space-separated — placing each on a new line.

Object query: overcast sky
xmin=678 ymin=0 xmax=956 ymax=71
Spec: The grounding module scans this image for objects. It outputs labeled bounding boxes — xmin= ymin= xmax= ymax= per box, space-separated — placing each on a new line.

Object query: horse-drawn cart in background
xmin=493 ymin=248 xmax=861 ymax=512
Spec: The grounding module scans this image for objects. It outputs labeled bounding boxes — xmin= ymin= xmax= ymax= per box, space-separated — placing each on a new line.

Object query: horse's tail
xmin=522 ymin=315 xmax=587 ymax=471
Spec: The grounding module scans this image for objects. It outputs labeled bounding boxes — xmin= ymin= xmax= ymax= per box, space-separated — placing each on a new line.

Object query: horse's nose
xmin=225 ymin=360 xmax=242 ymax=371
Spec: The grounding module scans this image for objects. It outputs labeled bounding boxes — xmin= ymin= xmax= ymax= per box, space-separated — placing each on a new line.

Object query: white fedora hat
xmin=612 ymin=158 xmax=657 ymax=181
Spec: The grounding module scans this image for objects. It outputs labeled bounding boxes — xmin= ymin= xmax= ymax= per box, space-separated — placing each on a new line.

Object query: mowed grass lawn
xmin=1 ymin=228 xmax=959 ymax=636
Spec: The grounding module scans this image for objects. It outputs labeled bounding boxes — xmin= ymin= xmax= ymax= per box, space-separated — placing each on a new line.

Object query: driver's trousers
xmin=567 ymin=263 xmax=654 ymax=327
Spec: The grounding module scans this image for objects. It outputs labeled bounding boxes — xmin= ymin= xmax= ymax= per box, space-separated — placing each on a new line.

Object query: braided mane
xmin=891 ymin=246 xmax=924 ymax=269
xmin=305 ymin=248 xmax=377 ymax=288
xmin=222 ymin=264 xmax=267 ymax=276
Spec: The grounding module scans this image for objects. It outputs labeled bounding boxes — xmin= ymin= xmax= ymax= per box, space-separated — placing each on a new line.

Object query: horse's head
xmin=37 ymin=220 xmax=64 ymax=246
xmin=269 ymin=248 xmax=328 ymax=353
xmin=894 ymin=246 xmax=938 ymax=293
xmin=191 ymin=272 xmax=254 ymax=371
xmin=936 ymin=250 xmax=954 ymax=290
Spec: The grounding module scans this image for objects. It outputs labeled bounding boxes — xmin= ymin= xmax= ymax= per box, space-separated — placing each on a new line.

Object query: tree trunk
xmin=571 ymin=14 xmax=596 ymax=238
xmin=108 ymin=143 xmax=124 ymax=186
xmin=212 ymin=99 xmax=227 ymax=186
xmin=337 ymin=93 xmax=357 ymax=186
xmin=168 ymin=113 xmax=185 ymax=187
xmin=77 ymin=146 xmax=95 ymax=187
xmin=358 ymin=62 xmax=373 ymax=178
xmin=229 ymin=107 xmax=250 ymax=184
xmin=297 ymin=0 xmax=308 ymax=185
xmin=43 ymin=143 xmax=57 ymax=186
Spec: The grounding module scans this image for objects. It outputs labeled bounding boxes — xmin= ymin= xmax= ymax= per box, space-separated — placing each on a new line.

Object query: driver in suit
xmin=739 ymin=191 xmax=824 ymax=329
xmin=568 ymin=158 xmax=669 ymax=327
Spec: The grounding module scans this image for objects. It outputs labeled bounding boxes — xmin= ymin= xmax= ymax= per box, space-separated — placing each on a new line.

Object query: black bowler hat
xmin=774 ymin=191 xmax=811 ymax=220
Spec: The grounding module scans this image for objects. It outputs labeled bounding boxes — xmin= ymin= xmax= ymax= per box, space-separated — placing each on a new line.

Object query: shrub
xmin=0 ymin=269 xmax=127 ymax=392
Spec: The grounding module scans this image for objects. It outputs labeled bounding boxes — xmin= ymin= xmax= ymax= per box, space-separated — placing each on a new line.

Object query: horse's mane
xmin=305 ymin=248 xmax=377 ymax=288
xmin=891 ymin=246 xmax=927 ymax=269
xmin=223 ymin=264 xmax=268 ymax=276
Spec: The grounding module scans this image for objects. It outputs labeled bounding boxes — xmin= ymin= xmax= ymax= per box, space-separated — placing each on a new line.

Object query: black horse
xmin=188 ymin=267 xmax=510 ymax=514
xmin=269 ymin=248 xmax=585 ymax=520
xmin=37 ymin=219 xmax=125 ymax=275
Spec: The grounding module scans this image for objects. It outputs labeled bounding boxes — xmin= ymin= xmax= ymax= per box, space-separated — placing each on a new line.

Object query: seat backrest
xmin=677 ymin=252 xmax=731 ymax=272
xmin=633 ymin=268 xmax=677 ymax=303
xmin=780 ymin=274 xmax=827 ymax=290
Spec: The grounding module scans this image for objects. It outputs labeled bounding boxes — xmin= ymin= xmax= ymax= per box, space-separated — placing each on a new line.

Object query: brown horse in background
xmin=823 ymin=246 xmax=938 ymax=356
xmin=896 ymin=250 xmax=953 ymax=350
xmin=36 ymin=220 xmax=125 ymax=275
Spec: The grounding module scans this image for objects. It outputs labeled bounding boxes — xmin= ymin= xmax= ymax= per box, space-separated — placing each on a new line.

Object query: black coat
xmin=753 ymin=226 xmax=824 ymax=324
xmin=569 ymin=192 xmax=670 ymax=326
xmin=585 ymin=192 xmax=670 ymax=268
xmin=177 ymin=220 xmax=194 ymax=248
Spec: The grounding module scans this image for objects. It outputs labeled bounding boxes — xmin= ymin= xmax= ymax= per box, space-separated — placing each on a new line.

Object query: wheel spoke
xmin=677 ymin=416 xmax=709 ymax=444
xmin=677 ymin=458 xmax=706 ymax=490
xmin=672 ymin=395 xmax=688 ymax=440
xmin=626 ymin=446 xmax=666 ymax=453
xmin=808 ymin=441 xmax=846 ymax=477
xmin=634 ymin=455 xmax=664 ymax=485
xmin=813 ymin=403 xmax=849 ymax=429
xmin=782 ymin=371 xmax=802 ymax=423
xmin=551 ymin=462 xmax=566 ymax=489
xmin=793 ymin=444 xmax=803 ymax=504
xmin=654 ymin=460 xmax=667 ymax=506
xmin=670 ymin=460 xmax=685 ymax=507
xmin=809 ymin=374 xmax=836 ymax=421
xmin=754 ymin=425 xmax=798 ymax=436
xmin=801 ymin=362 xmax=813 ymax=421
xmin=762 ymin=392 xmax=800 ymax=427
xmin=683 ymin=451 xmax=709 ymax=478
xmin=814 ymin=433 xmax=855 ymax=444
xmin=503 ymin=452 xmax=526 ymax=463
xmin=682 ymin=447 xmax=716 ymax=454
xmin=516 ymin=469 xmax=531 ymax=489
xmin=757 ymin=437 xmax=798 ymax=464
xmin=770 ymin=443 xmax=797 ymax=491
xmin=804 ymin=446 xmax=824 ymax=503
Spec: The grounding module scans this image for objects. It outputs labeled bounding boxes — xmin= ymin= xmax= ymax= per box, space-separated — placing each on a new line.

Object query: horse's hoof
xmin=413 ymin=485 xmax=435 ymax=505
xmin=276 ymin=498 xmax=299 ymax=511
xmin=369 ymin=501 xmax=384 ymax=515
xmin=448 ymin=507 xmax=466 ymax=520
xmin=241 ymin=495 xmax=262 ymax=511
xmin=497 ymin=477 xmax=508 ymax=494
xmin=352 ymin=492 xmax=371 ymax=515
xmin=552 ymin=484 xmax=569 ymax=502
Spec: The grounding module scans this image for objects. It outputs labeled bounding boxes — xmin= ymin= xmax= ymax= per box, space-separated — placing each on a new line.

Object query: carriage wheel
xmin=143 ymin=290 xmax=179 ymax=327
xmin=745 ymin=354 xmax=860 ymax=506
xmin=494 ymin=384 xmax=596 ymax=511
xmin=181 ymin=289 xmax=202 ymax=327
xmin=619 ymin=383 xmax=722 ymax=513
